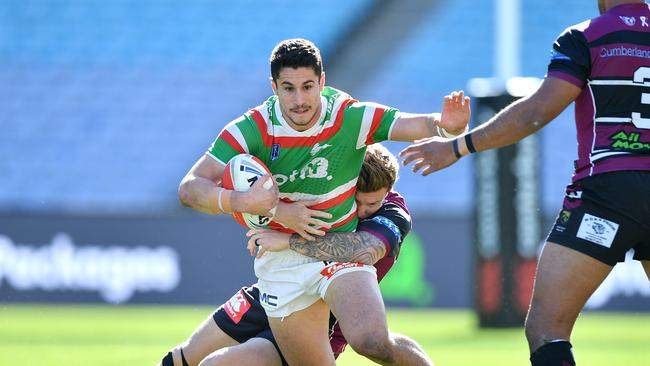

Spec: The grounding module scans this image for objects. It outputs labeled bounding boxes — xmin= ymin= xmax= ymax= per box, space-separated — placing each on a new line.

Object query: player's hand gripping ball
xmin=222 ymin=154 xmax=276 ymax=229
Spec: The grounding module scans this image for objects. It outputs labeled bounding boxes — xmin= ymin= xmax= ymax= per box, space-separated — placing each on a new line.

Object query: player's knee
xmin=524 ymin=311 xmax=539 ymax=340
xmin=525 ymin=304 xmax=551 ymax=343
xmin=525 ymin=306 xmax=574 ymax=348
xmin=347 ymin=331 xmax=394 ymax=362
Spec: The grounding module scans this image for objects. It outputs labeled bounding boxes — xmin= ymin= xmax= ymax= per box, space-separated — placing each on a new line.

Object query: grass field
xmin=1 ymin=304 xmax=648 ymax=365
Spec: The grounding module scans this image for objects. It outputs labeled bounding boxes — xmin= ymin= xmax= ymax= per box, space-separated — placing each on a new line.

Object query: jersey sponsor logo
xmin=223 ymin=289 xmax=252 ymax=324
xmin=610 ymin=130 xmax=650 ymax=152
xmin=310 ymin=142 xmax=332 ymax=156
xmin=576 ymin=214 xmax=619 ymax=248
xmin=619 ymin=15 xmax=636 ymax=27
xmin=641 ymin=16 xmax=649 ymax=27
xmin=260 ymin=292 xmax=278 ymax=307
xmin=320 ymin=262 xmax=365 ymax=279
xmin=600 ymin=46 xmax=650 ymax=61
xmin=550 ymin=49 xmax=571 ymax=61
xmin=273 ymin=157 xmax=333 ymax=186
xmin=370 ymin=215 xmax=402 ymax=241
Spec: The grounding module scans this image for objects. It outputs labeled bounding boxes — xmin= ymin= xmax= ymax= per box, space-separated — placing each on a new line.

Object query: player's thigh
xmin=199 ymin=338 xmax=282 ymax=366
xmin=528 ymin=242 xmax=612 ymax=327
xmin=323 ymin=270 xmax=388 ymax=341
xmin=180 ymin=315 xmax=240 ymax=365
xmin=268 ymin=299 xmax=335 ymax=366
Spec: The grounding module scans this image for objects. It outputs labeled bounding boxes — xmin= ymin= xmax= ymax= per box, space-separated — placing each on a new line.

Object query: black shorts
xmin=212 ymin=285 xmax=288 ymax=366
xmin=547 ymin=171 xmax=650 ymax=266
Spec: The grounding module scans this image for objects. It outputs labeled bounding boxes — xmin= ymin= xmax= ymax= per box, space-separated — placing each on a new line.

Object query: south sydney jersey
xmin=208 ymin=86 xmax=400 ymax=233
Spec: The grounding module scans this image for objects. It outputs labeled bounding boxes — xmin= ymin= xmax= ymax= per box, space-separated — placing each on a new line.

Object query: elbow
xmin=177 ymin=181 xmax=192 ymax=208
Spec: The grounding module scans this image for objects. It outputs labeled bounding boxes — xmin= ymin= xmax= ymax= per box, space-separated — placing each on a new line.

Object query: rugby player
xmin=401 ymin=1 xmax=650 ymax=365
xmin=178 ymin=38 xmax=469 ymax=365
xmin=162 ymin=144 xmax=431 ymax=366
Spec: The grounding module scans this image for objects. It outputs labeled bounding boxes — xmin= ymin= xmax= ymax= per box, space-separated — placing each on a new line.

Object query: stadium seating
xmin=0 ymin=0 xmax=373 ymax=213
xmin=0 ymin=0 xmax=598 ymax=215
xmin=360 ymin=0 xmax=595 ymax=213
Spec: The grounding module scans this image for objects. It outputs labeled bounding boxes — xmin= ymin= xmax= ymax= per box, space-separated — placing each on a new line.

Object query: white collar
xmin=274 ymin=96 xmax=328 ymax=136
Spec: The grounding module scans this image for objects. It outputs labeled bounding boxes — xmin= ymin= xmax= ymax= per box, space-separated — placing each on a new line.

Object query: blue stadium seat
xmin=0 ymin=0 xmax=601 ymax=215
xmin=0 ymin=0 xmax=374 ymax=213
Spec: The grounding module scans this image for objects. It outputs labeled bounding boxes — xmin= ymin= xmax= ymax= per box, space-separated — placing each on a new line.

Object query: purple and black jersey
xmin=548 ymin=2 xmax=650 ymax=182
xmin=357 ymin=191 xmax=411 ymax=281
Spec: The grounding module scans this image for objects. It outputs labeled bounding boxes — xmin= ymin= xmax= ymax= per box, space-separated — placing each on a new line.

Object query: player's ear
xmin=319 ymin=72 xmax=326 ymax=90
xmin=271 ymin=78 xmax=277 ymax=94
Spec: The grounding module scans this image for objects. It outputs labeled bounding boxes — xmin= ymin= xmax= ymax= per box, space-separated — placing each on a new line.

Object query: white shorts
xmin=254 ymin=249 xmax=376 ymax=318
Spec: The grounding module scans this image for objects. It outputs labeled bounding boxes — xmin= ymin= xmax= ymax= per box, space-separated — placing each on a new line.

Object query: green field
xmin=1 ymin=304 xmax=648 ymax=365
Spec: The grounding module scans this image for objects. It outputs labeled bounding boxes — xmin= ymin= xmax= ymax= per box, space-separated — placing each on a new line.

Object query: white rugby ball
xmin=221 ymin=154 xmax=274 ymax=229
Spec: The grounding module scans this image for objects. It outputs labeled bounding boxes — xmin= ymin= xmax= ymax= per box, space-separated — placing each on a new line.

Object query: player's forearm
xmin=178 ymin=175 xmax=243 ymax=215
xmin=459 ymin=96 xmax=549 ymax=155
xmin=288 ymin=231 xmax=386 ymax=265
xmin=390 ymin=113 xmax=440 ymax=142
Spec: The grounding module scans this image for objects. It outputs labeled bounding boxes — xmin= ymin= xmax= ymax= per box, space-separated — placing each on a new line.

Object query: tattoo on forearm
xmin=289 ymin=231 xmax=386 ymax=265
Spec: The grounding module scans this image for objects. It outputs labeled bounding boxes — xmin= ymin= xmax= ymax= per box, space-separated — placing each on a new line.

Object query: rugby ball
xmin=222 ymin=154 xmax=275 ymax=229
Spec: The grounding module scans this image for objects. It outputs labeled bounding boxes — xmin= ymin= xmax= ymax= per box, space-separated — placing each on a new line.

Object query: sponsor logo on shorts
xmin=559 ymin=210 xmax=571 ymax=224
xmin=260 ymin=292 xmax=278 ymax=308
xmin=320 ymin=262 xmax=365 ymax=279
xmin=223 ymin=290 xmax=251 ymax=324
xmin=576 ymin=214 xmax=619 ymax=248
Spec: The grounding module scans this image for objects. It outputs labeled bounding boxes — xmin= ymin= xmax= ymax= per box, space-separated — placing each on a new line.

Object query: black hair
xmin=270 ymin=38 xmax=323 ymax=81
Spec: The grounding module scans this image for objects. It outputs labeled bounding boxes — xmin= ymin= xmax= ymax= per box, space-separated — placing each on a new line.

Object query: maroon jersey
xmin=547 ymin=2 xmax=650 ymax=182
xmin=328 ymin=191 xmax=412 ymax=356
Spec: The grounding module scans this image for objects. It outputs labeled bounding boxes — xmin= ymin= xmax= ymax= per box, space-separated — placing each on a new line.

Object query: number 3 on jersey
xmin=632 ymin=66 xmax=650 ymax=129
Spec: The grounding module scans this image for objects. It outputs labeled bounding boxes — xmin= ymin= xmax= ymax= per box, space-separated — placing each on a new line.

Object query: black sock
xmin=180 ymin=348 xmax=190 ymax=366
xmin=161 ymin=352 xmax=174 ymax=366
xmin=530 ymin=340 xmax=576 ymax=366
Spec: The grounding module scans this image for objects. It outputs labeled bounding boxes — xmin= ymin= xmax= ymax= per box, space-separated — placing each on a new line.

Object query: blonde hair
xmin=357 ymin=144 xmax=399 ymax=193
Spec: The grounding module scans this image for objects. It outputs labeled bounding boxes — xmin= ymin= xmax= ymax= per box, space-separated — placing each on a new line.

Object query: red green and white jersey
xmin=207 ymin=86 xmax=400 ymax=233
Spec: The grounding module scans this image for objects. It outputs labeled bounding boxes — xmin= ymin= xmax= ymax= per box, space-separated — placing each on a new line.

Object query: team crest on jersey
xmin=271 ymin=143 xmax=281 ymax=161
xmin=619 ymin=16 xmax=636 ymax=26
xmin=223 ymin=290 xmax=252 ymax=324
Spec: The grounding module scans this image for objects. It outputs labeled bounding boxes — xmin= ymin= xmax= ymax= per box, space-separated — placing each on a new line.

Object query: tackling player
xmin=401 ymin=1 xmax=650 ymax=365
xmin=179 ymin=38 xmax=470 ymax=365
xmin=161 ymin=144 xmax=431 ymax=366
